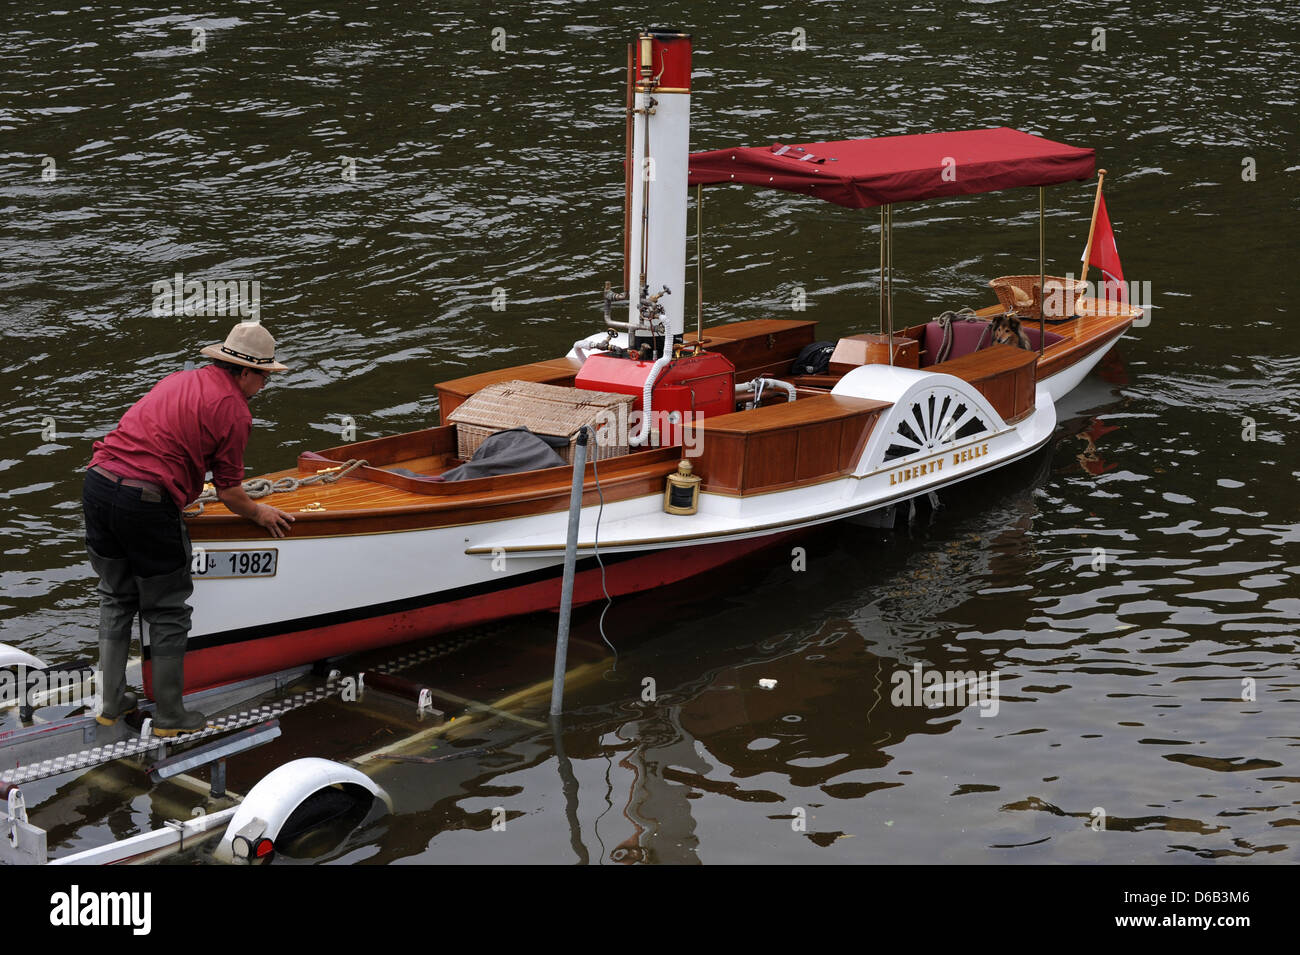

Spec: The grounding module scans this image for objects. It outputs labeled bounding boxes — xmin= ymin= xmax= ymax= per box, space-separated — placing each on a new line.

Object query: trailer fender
xmin=0 ymin=644 xmax=46 ymax=671
xmin=213 ymin=758 xmax=391 ymax=863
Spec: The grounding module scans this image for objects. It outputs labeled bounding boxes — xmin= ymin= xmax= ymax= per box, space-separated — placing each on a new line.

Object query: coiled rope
xmin=184 ymin=458 xmax=369 ymax=516
xmin=933 ymin=307 xmax=982 ymax=364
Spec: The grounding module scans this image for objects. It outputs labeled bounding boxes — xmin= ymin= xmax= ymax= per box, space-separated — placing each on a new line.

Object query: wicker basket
xmin=989 ymin=275 xmax=1085 ymax=320
xmin=447 ymin=380 xmax=633 ymax=465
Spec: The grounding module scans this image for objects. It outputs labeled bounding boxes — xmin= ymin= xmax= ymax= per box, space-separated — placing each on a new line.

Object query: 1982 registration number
xmin=192 ymin=548 xmax=278 ymax=579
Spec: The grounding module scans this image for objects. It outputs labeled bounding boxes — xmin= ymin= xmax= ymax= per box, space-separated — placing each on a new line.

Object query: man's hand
xmin=253 ymin=503 xmax=295 ymax=538
xmin=217 ymin=485 xmax=296 ymax=537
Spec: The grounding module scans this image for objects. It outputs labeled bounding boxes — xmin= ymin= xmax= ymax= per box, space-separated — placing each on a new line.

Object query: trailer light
xmin=231 ymin=834 xmax=275 ymax=861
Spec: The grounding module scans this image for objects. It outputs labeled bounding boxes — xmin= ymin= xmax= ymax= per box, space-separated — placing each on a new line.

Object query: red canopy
xmin=688 ymin=127 xmax=1095 ymax=208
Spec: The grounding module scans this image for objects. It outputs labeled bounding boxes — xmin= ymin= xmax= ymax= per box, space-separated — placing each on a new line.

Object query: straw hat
xmin=200 ymin=322 xmax=289 ymax=372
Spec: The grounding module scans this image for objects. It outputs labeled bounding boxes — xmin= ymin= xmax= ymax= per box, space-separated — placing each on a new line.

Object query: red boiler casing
xmin=575 ymin=352 xmax=735 ymax=447
xmin=634 ymin=29 xmax=692 ymax=92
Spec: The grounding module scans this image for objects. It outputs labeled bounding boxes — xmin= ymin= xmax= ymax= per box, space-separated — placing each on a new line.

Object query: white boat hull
xmin=174 ymin=363 xmax=1059 ymax=691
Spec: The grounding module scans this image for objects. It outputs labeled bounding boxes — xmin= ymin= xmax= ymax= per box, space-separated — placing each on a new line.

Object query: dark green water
xmin=1 ymin=1 xmax=1297 ymax=864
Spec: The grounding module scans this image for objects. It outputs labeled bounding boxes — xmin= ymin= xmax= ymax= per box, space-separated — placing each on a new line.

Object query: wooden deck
xmin=187 ymin=306 xmax=1129 ymax=540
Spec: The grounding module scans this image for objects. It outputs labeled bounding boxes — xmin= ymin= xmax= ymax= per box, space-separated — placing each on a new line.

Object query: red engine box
xmin=575 ymin=352 xmax=736 ymax=448
xmin=654 ymin=352 xmax=736 ymax=420
xmin=575 ymin=354 xmax=657 ymax=402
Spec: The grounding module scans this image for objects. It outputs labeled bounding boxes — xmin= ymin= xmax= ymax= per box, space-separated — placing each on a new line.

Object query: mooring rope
xmin=183 ymin=458 xmax=369 ymax=516
xmin=933 ymin=307 xmax=980 ymax=364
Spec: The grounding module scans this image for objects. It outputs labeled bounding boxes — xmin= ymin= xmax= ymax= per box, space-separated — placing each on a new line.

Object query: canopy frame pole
xmin=878 ymin=206 xmax=885 ymax=335
xmin=696 ymin=183 xmax=703 ymax=347
xmin=886 ymin=203 xmax=895 ymax=364
xmin=1038 ymin=186 xmax=1046 ymax=356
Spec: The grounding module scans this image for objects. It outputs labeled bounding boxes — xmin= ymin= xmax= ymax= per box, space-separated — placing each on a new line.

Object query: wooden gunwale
xmin=189 ymin=444 xmax=682 ymax=541
xmin=1035 ymin=315 xmax=1131 ymax=380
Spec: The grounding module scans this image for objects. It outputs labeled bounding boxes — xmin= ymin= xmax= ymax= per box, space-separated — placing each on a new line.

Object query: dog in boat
xmin=988 ymin=312 xmax=1032 ymax=350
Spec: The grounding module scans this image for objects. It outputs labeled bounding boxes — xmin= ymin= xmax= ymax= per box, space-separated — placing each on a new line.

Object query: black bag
xmin=791 ymin=341 xmax=836 ymax=375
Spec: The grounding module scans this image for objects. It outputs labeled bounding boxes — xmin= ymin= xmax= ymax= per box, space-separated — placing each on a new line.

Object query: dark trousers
xmin=82 ymin=468 xmax=194 ymax=659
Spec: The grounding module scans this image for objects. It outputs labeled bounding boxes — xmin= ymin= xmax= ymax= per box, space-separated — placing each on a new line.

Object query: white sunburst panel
xmin=831 ymin=365 xmax=1008 ymax=476
xmin=863 ymin=381 xmax=1005 ymax=470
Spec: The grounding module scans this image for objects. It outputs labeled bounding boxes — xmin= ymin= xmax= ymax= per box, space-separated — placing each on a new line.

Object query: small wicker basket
xmin=447 ymin=380 xmax=633 ymax=464
xmin=989 ymin=275 xmax=1085 ymax=320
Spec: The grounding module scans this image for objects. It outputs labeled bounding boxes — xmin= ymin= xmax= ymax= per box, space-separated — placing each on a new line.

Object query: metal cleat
xmin=417 ymin=688 xmax=444 ymax=721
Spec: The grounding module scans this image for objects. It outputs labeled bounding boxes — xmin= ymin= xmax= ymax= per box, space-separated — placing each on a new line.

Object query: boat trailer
xmin=0 ymin=630 xmax=489 ymax=866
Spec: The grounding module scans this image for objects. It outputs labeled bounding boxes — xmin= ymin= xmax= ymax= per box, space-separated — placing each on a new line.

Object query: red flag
xmin=1088 ymin=194 xmax=1126 ymax=303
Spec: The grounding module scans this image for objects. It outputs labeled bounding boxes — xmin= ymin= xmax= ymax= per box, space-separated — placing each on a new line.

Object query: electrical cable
xmin=586 ymin=426 xmax=618 ymax=667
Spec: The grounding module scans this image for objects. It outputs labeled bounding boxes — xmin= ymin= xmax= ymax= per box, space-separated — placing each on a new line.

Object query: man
xmin=83 ymin=322 xmax=295 ymax=736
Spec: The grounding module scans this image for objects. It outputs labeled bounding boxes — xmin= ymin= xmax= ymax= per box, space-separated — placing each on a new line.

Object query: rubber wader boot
xmin=136 ymin=565 xmax=207 ymax=736
xmin=87 ymin=545 xmax=140 ymax=725
xmin=149 ymin=653 xmax=207 ymax=736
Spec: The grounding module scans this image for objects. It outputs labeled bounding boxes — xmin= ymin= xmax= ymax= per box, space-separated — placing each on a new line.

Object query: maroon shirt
xmin=89 ymin=365 xmax=252 ymax=509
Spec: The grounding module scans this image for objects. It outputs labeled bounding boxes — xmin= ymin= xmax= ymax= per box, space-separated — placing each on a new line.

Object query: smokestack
xmin=625 ymin=28 xmax=691 ymax=355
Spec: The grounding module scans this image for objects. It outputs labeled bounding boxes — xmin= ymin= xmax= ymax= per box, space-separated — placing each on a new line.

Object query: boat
xmin=171 ymin=29 xmax=1141 ymax=696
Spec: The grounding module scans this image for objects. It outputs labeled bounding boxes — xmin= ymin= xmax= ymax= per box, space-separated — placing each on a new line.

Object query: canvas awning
xmin=687 ymin=127 xmax=1095 ymax=208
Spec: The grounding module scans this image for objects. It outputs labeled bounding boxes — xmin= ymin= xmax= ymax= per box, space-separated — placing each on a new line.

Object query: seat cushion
xmin=921 ymin=319 xmax=1065 ymax=365
xmin=921 ymin=320 xmax=993 ymax=365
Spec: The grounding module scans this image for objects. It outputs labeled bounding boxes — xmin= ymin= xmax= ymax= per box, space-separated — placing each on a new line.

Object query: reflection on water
xmin=2 ymin=1 xmax=1297 ymax=863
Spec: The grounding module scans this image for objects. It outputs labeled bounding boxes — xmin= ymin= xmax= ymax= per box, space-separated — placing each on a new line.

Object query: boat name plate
xmin=193 ymin=548 xmax=279 ymax=579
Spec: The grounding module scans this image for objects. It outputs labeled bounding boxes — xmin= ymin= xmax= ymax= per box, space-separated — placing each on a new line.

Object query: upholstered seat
xmin=920 ymin=320 xmax=991 ymax=366
xmin=919 ymin=319 xmax=1065 ymax=367
xmin=1021 ymin=324 xmax=1066 ymax=352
